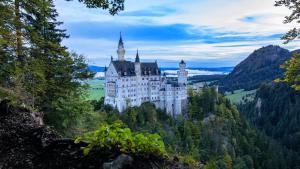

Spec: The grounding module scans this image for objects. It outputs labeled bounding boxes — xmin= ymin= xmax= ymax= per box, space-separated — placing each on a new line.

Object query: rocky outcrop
xmin=0 ymin=100 xmax=59 ymax=169
xmin=0 ymin=100 xmax=188 ymax=169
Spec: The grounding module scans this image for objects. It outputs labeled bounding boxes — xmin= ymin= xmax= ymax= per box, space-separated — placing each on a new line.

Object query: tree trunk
xmin=14 ymin=0 xmax=22 ymax=62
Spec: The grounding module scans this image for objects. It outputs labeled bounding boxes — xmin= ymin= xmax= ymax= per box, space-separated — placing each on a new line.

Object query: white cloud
xmin=64 ymin=36 xmax=300 ymax=67
xmin=55 ymin=0 xmax=300 ymax=67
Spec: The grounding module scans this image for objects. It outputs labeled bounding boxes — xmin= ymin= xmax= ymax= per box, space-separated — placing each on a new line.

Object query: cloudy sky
xmin=55 ymin=0 xmax=300 ymax=68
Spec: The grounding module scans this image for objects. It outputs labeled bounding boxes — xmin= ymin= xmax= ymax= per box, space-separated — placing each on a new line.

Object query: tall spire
xmin=118 ymin=32 xmax=124 ymax=48
xmin=135 ymin=49 xmax=140 ymax=62
xmin=117 ymin=32 xmax=125 ymax=61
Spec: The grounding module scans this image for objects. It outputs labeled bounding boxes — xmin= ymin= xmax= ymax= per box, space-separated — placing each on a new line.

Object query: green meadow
xmin=225 ymin=89 xmax=257 ymax=104
xmin=85 ymin=79 xmax=105 ymax=100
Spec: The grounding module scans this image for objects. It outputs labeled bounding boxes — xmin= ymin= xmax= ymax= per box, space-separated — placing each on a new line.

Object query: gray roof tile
xmin=112 ymin=60 xmax=161 ymax=77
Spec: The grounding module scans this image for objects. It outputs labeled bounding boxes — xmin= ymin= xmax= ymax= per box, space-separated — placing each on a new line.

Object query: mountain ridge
xmin=218 ymin=45 xmax=294 ymax=92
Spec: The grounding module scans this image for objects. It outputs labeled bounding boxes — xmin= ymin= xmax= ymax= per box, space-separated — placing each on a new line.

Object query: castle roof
xmin=141 ymin=62 xmax=161 ymax=76
xmin=112 ymin=60 xmax=161 ymax=77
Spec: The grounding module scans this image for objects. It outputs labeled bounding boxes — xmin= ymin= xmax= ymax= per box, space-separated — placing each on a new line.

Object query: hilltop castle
xmin=104 ymin=34 xmax=188 ymax=115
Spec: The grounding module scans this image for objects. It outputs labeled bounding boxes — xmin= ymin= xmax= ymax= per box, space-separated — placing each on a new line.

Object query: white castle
xmin=104 ymin=34 xmax=188 ymax=116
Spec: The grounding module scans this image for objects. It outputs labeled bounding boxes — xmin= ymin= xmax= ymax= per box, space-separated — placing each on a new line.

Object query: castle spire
xmin=118 ymin=32 xmax=124 ymax=48
xmin=135 ymin=49 xmax=140 ymax=62
xmin=117 ymin=32 xmax=125 ymax=61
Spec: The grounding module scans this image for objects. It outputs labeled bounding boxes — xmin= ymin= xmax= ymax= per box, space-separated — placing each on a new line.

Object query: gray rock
xmin=103 ymin=154 xmax=133 ymax=169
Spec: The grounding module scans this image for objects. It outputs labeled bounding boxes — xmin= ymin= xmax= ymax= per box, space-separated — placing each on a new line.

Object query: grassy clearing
xmin=225 ymin=89 xmax=256 ymax=104
xmin=84 ymin=79 xmax=105 ymax=100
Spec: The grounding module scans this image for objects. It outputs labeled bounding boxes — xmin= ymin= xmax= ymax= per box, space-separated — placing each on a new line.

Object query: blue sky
xmin=54 ymin=0 xmax=300 ymax=67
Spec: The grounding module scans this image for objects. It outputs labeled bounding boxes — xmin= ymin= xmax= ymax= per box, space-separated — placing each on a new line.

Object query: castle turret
xmin=178 ymin=60 xmax=188 ymax=85
xmin=117 ymin=33 xmax=125 ymax=61
xmin=134 ymin=49 xmax=141 ymax=76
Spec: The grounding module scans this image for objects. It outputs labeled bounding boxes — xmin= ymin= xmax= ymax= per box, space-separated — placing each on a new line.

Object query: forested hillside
xmin=90 ymin=87 xmax=299 ymax=169
xmin=218 ymin=45 xmax=291 ymax=92
xmin=239 ymin=83 xmax=300 ymax=154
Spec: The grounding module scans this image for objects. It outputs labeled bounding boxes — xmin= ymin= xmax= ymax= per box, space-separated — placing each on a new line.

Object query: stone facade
xmin=104 ymin=35 xmax=188 ymax=116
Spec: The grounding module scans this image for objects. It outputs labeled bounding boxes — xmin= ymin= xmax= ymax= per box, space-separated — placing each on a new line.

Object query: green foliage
xmin=205 ymin=160 xmax=216 ymax=169
xmin=240 ymin=83 xmax=300 ymax=153
xmin=276 ymin=52 xmax=300 ymax=90
xmin=274 ymin=1 xmax=300 ymax=91
xmin=68 ymin=0 xmax=124 ymax=15
xmin=0 ymin=0 xmax=124 ymax=137
xmin=75 ymin=122 xmax=166 ymax=156
xmin=275 ymin=0 xmax=300 ymax=43
xmin=45 ymin=91 xmax=103 ymax=137
xmin=91 ymin=87 xmax=296 ymax=169
xmin=224 ymin=152 xmax=233 ymax=169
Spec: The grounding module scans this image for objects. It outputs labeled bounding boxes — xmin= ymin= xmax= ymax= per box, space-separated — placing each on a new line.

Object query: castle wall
xmin=104 ymin=37 xmax=188 ymax=115
xmin=105 ymin=68 xmax=188 ymax=115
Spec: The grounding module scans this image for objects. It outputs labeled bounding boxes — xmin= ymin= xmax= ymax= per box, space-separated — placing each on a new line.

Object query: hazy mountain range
xmin=88 ymin=65 xmax=234 ymax=78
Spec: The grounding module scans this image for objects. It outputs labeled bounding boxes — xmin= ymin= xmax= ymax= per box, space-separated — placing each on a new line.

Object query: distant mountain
xmin=218 ymin=45 xmax=293 ymax=92
xmin=87 ymin=65 xmax=233 ymax=78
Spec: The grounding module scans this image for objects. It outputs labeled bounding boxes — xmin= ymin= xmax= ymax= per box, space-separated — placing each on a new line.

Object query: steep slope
xmin=239 ymin=83 xmax=300 ymax=153
xmin=0 ymin=100 xmax=186 ymax=169
xmin=218 ymin=45 xmax=291 ymax=92
xmin=92 ymin=89 xmax=300 ymax=169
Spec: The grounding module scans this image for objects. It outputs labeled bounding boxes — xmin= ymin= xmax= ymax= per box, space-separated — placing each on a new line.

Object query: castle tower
xmin=135 ymin=49 xmax=141 ymax=76
xmin=177 ymin=60 xmax=188 ymax=85
xmin=117 ymin=33 xmax=125 ymax=61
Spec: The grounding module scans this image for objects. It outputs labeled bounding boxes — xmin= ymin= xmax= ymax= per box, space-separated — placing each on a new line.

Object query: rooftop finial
xmin=111 ymin=56 xmax=113 ymax=61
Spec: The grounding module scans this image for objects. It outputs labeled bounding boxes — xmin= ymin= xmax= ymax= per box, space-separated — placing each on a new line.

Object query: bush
xmin=75 ymin=122 xmax=166 ymax=156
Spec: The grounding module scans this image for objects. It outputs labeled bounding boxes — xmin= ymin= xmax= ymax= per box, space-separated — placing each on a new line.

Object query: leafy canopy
xmin=75 ymin=122 xmax=166 ymax=156
xmin=276 ymin=52 xmax=300 ymax=90
xmin=67 ymin=0 xmax=124 ymax=15
xmin=275 ymin=0 xmax=300 ymax=90
xmin=275 ymin=0 xmax=300 ymax=43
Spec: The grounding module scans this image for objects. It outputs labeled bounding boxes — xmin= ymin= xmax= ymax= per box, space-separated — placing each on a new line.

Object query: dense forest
xmin=239 ymin=82 xmax=300 ymax=154
xmin=88 ymin=87 xmax=299 ymax=169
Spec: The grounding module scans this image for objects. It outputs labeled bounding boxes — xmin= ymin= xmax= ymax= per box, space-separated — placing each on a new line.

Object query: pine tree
xmin=0 ymin=0 xmax=124 ymax=135
xmin=224 ymin=151 xmax=233 ymax=169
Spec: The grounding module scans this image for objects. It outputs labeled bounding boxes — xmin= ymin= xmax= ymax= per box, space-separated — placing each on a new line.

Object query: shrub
xmin=75 ymin=122 xmax=166 ymax=156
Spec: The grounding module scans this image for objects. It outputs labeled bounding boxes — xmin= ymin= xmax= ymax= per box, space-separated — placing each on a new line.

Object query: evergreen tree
xmin=275 ymin=0 xmax=300 ymax=90
xmin=0 ymin=0 xmax=125 ymax=135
